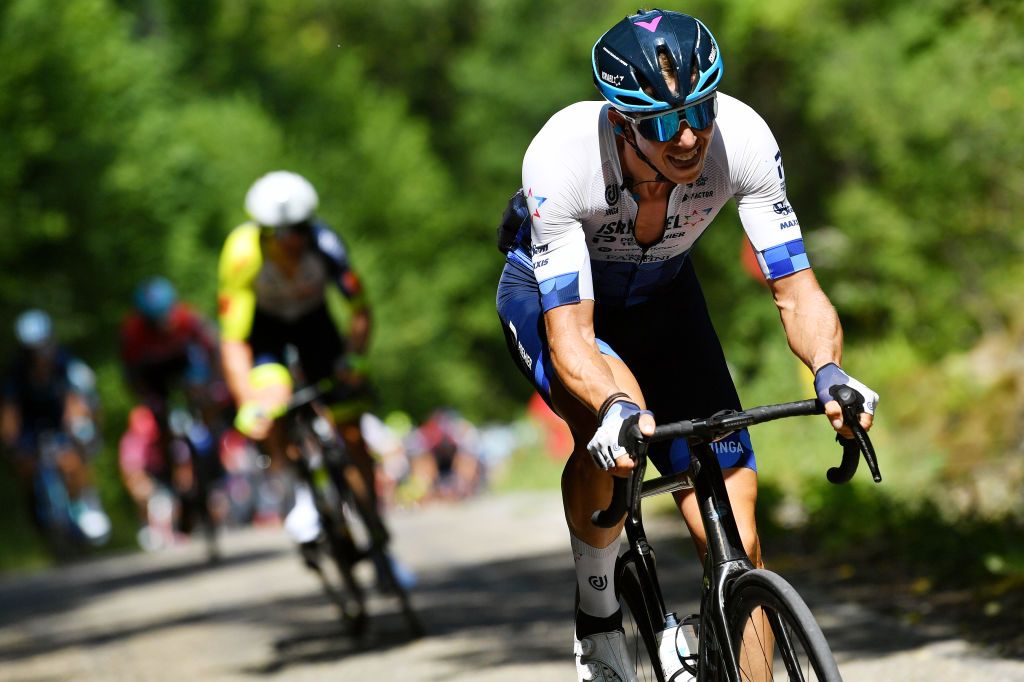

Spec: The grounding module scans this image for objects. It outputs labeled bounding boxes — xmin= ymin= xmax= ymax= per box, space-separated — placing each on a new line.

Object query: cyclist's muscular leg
xmin=55 ymin=446 xmax=89 ymax=500
xmin=551 ymin=355 xmax=646 ymax=547
xmin=336 ymin=417 xmax=378 ymax=511
xmin=676 ymin=467 xmax=762 ymax=566
xmin=678 ymin=469 xmax=773 ymax=680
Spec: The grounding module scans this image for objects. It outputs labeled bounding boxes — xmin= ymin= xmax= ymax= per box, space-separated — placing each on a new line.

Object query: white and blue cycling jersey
xmin=497 ymin=94 xmax=811 ymax=475
xmin=509 ymin=94 xmax=808 ymax=309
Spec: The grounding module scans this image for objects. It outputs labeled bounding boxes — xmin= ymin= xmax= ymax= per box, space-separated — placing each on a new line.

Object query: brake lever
xmin=590 ymin=419 xmax=645 ymax=528
xmin=828 ymin=385 xmax=882 ymax=483
xmin=827 ymin=434 xmax=860 ymax=484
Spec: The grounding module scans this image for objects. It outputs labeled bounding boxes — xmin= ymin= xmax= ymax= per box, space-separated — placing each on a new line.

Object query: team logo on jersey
xmin=681 ymin=209 xmax=707 ymax=227
xmin=773 ymin=201 xmax=793 ymax=215
xmin=527 ymin=187 xmax=547 ymax=219
xmin=774 ymin=151 xmax=788 ymax=193
xmin=605 ymin=183 xmax=620 ymax=205
xmin=589 ymin=575 xmax=609 ymax=591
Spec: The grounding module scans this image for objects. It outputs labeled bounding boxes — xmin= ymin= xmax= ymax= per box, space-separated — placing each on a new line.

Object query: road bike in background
xmin=277 ymin=376 xmax=423 ymax=640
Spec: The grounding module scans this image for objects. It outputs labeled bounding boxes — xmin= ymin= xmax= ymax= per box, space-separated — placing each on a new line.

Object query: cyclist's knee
xmin=746 ymin=534 xmax=764 ymax=568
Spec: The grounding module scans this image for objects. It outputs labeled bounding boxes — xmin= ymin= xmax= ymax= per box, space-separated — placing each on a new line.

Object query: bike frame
xmin=606 ymin=392 xmax=878 ymax=681
xmin=621 ymin=436 xmax=753 ymax=681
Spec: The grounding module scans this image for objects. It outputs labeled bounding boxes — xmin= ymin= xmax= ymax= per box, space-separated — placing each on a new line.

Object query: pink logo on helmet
xmin=635 ymin=16 xmax=662 ymax=32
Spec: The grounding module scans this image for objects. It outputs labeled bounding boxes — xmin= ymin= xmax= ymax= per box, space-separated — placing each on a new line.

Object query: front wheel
xmin=724 ymin=569 xmax=841 ymax=681
xmin=335 ymin=477 xmax=423 ymax=638
xmin=616 ymin=554 xmax=667 ymax=681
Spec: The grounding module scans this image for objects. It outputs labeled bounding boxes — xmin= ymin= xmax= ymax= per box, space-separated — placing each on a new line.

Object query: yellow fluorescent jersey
xmin=217 ymin=221 xmax=366 ymax=342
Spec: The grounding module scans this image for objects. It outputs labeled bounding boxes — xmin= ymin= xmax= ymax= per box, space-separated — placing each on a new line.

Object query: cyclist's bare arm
xmin=543 ymin=301 xmax=656 ymax=471
xmin=769 ymin=269 xmax=872 ymax=434
xmin=220 ymin=339 xmax=255 ymax=406
xmin=1 ymin=401 xmax=19 ymax=450
xmin=544 ymin=301 xmax=623 ymax=416
xmin=347 ymin=306 xmax=371 ymax=356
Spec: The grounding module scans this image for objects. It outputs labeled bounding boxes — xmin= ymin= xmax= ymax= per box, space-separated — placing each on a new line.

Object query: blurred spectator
xmin=407 ymin=408 xmax=482 ymax=503
xmin=360 ymin=410 xmax=413 ymax=508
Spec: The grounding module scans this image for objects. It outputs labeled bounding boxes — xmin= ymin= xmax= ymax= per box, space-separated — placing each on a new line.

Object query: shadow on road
xmin=0 ymin=547 xmax=286 ymax=629
xmin=0 ymin=519 xmax=958 ymax=676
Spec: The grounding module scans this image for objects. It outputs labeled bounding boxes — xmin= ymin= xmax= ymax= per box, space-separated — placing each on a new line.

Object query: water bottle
xmin=681 ymin=614 xmax=700 ymax=662
xmin=657 ymin=613 xmax=696 ymax=681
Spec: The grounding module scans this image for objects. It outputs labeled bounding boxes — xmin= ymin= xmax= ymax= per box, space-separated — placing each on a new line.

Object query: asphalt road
xmin=1 ymin=492 xmax=1022 ymax=681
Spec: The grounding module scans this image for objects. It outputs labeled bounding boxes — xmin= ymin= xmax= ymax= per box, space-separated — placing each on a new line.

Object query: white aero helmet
xmin=244 ymin=171 xmax=319 ymax=229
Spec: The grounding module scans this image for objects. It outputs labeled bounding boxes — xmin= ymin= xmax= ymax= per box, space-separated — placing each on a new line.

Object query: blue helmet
xmin=134 ymin=277 xmax=177 ymax=323
xmin=592 ymin=9 xmax=723 ymax=117
xmin=14 ymin=309 xmax=53 ymax=349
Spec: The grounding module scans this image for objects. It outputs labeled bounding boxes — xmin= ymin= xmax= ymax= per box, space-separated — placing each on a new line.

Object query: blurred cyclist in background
xmin=119 ymin=277 xmax=229 ymax=547
xmin=218 ymin=170 xmax=376 ymax=554
xmin=408 ymin=408 xmax=482 ymax=503
xmin=1 ymin=309 xmax=110 ymax=546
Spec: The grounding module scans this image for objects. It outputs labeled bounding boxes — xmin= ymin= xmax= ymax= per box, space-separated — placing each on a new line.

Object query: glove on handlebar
xmin=587 ymin=401 xmax=652 ymax=470
xmin=814 ymin=363 xmax=879 ymax=415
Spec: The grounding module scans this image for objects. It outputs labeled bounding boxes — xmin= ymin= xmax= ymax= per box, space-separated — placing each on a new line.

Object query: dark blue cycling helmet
xmin=134 ymin=277 xmax=177 ymax=323
xmin=592 ymin=9 xmax=723 ymax=116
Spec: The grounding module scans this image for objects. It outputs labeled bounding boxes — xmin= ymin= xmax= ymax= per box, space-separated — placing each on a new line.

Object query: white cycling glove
xmin=587 ymin=399 xmax=650 ymax=470
xmin=813 ymin=363 xmax=879 ymax=415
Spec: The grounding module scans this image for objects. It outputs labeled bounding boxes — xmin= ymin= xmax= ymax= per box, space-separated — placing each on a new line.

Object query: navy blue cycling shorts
xmin=249 ymin=304 xmax=346 ymax=384
xmin=496 ymin=251 xmax=755 ymax=475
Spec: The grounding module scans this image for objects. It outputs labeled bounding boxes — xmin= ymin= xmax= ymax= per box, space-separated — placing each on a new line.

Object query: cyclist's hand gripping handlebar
xmin=826 ymin=385 xmax=882 ymax=484
xmin=590 ymin=413 xmax=646 ymax=529
xmin=589 ymin=394 xmax=883 ymax=529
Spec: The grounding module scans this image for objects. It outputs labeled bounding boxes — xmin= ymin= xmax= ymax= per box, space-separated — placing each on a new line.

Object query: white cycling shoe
xmin=284 ymin=483 xmax=322 ymax=544
xmin=574 ymin=631 xmax=638 ymax=682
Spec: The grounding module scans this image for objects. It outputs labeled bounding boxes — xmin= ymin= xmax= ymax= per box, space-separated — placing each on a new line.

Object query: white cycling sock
xmin=571 ymin=533 xmax=621 ymax=618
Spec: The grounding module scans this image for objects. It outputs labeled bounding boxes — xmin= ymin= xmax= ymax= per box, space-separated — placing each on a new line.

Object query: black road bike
xmin=593 ymin=386 xmax=880 ymax=681
xmin=281 ymin=379 xmax=423 ymax=639
xmin=165 ymin=394 xmax=224 ymax=561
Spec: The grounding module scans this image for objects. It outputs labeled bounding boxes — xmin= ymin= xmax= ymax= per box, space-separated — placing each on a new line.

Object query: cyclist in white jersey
xmin=495 ymin=9 xmax=879 ymax=681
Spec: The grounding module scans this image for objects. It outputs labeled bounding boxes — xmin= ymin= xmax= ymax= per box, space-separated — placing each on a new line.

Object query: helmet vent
xmin=617 ymin=95 xmax=651 ymax=108
xmin=634 ymin=71 xmax=656 ymax=99
xmin=655 ymin=45 xmax=680 ymax=97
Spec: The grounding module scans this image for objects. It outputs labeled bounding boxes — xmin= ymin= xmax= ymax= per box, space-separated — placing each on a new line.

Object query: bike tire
xmin=616 ymin=554 xmax=666 ymax=681
xmin=723 ymin=569 xmax=841 ymax=682
xmin=293 ymin=421 xmax=369 ymax=634
xmin=334 ymin=475 xmax=424 ymax=639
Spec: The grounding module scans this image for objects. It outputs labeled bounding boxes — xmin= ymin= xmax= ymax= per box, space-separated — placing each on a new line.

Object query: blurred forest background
xmin=1 ymin=0 xmax=1022 ymax=631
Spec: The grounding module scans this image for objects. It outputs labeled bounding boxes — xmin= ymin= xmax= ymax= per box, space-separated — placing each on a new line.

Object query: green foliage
xmin=3 ymin=0 xmax=1024 ymax=568
xmin=767 ymin=476 xmax=1024 ymax=586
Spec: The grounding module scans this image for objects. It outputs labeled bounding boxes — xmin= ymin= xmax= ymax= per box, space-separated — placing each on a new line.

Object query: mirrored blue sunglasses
xmin=634 ymin=94 xmax=718 ymax=142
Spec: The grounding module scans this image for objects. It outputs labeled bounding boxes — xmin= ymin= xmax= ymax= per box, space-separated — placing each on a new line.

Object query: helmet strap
xmin=615 ymin=123 xmax=670 ymax=185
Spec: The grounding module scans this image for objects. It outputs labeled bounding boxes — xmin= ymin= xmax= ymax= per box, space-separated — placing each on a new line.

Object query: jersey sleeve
xmin=217 ymin=224 xmax=262 ymax=342
xmin=521 ymin=109 xmax=597 ymax=312
xmin=312 ymin=223 xmax=367 ymax=309
xmin=728 ymin=103 xmax=810 ymax=281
